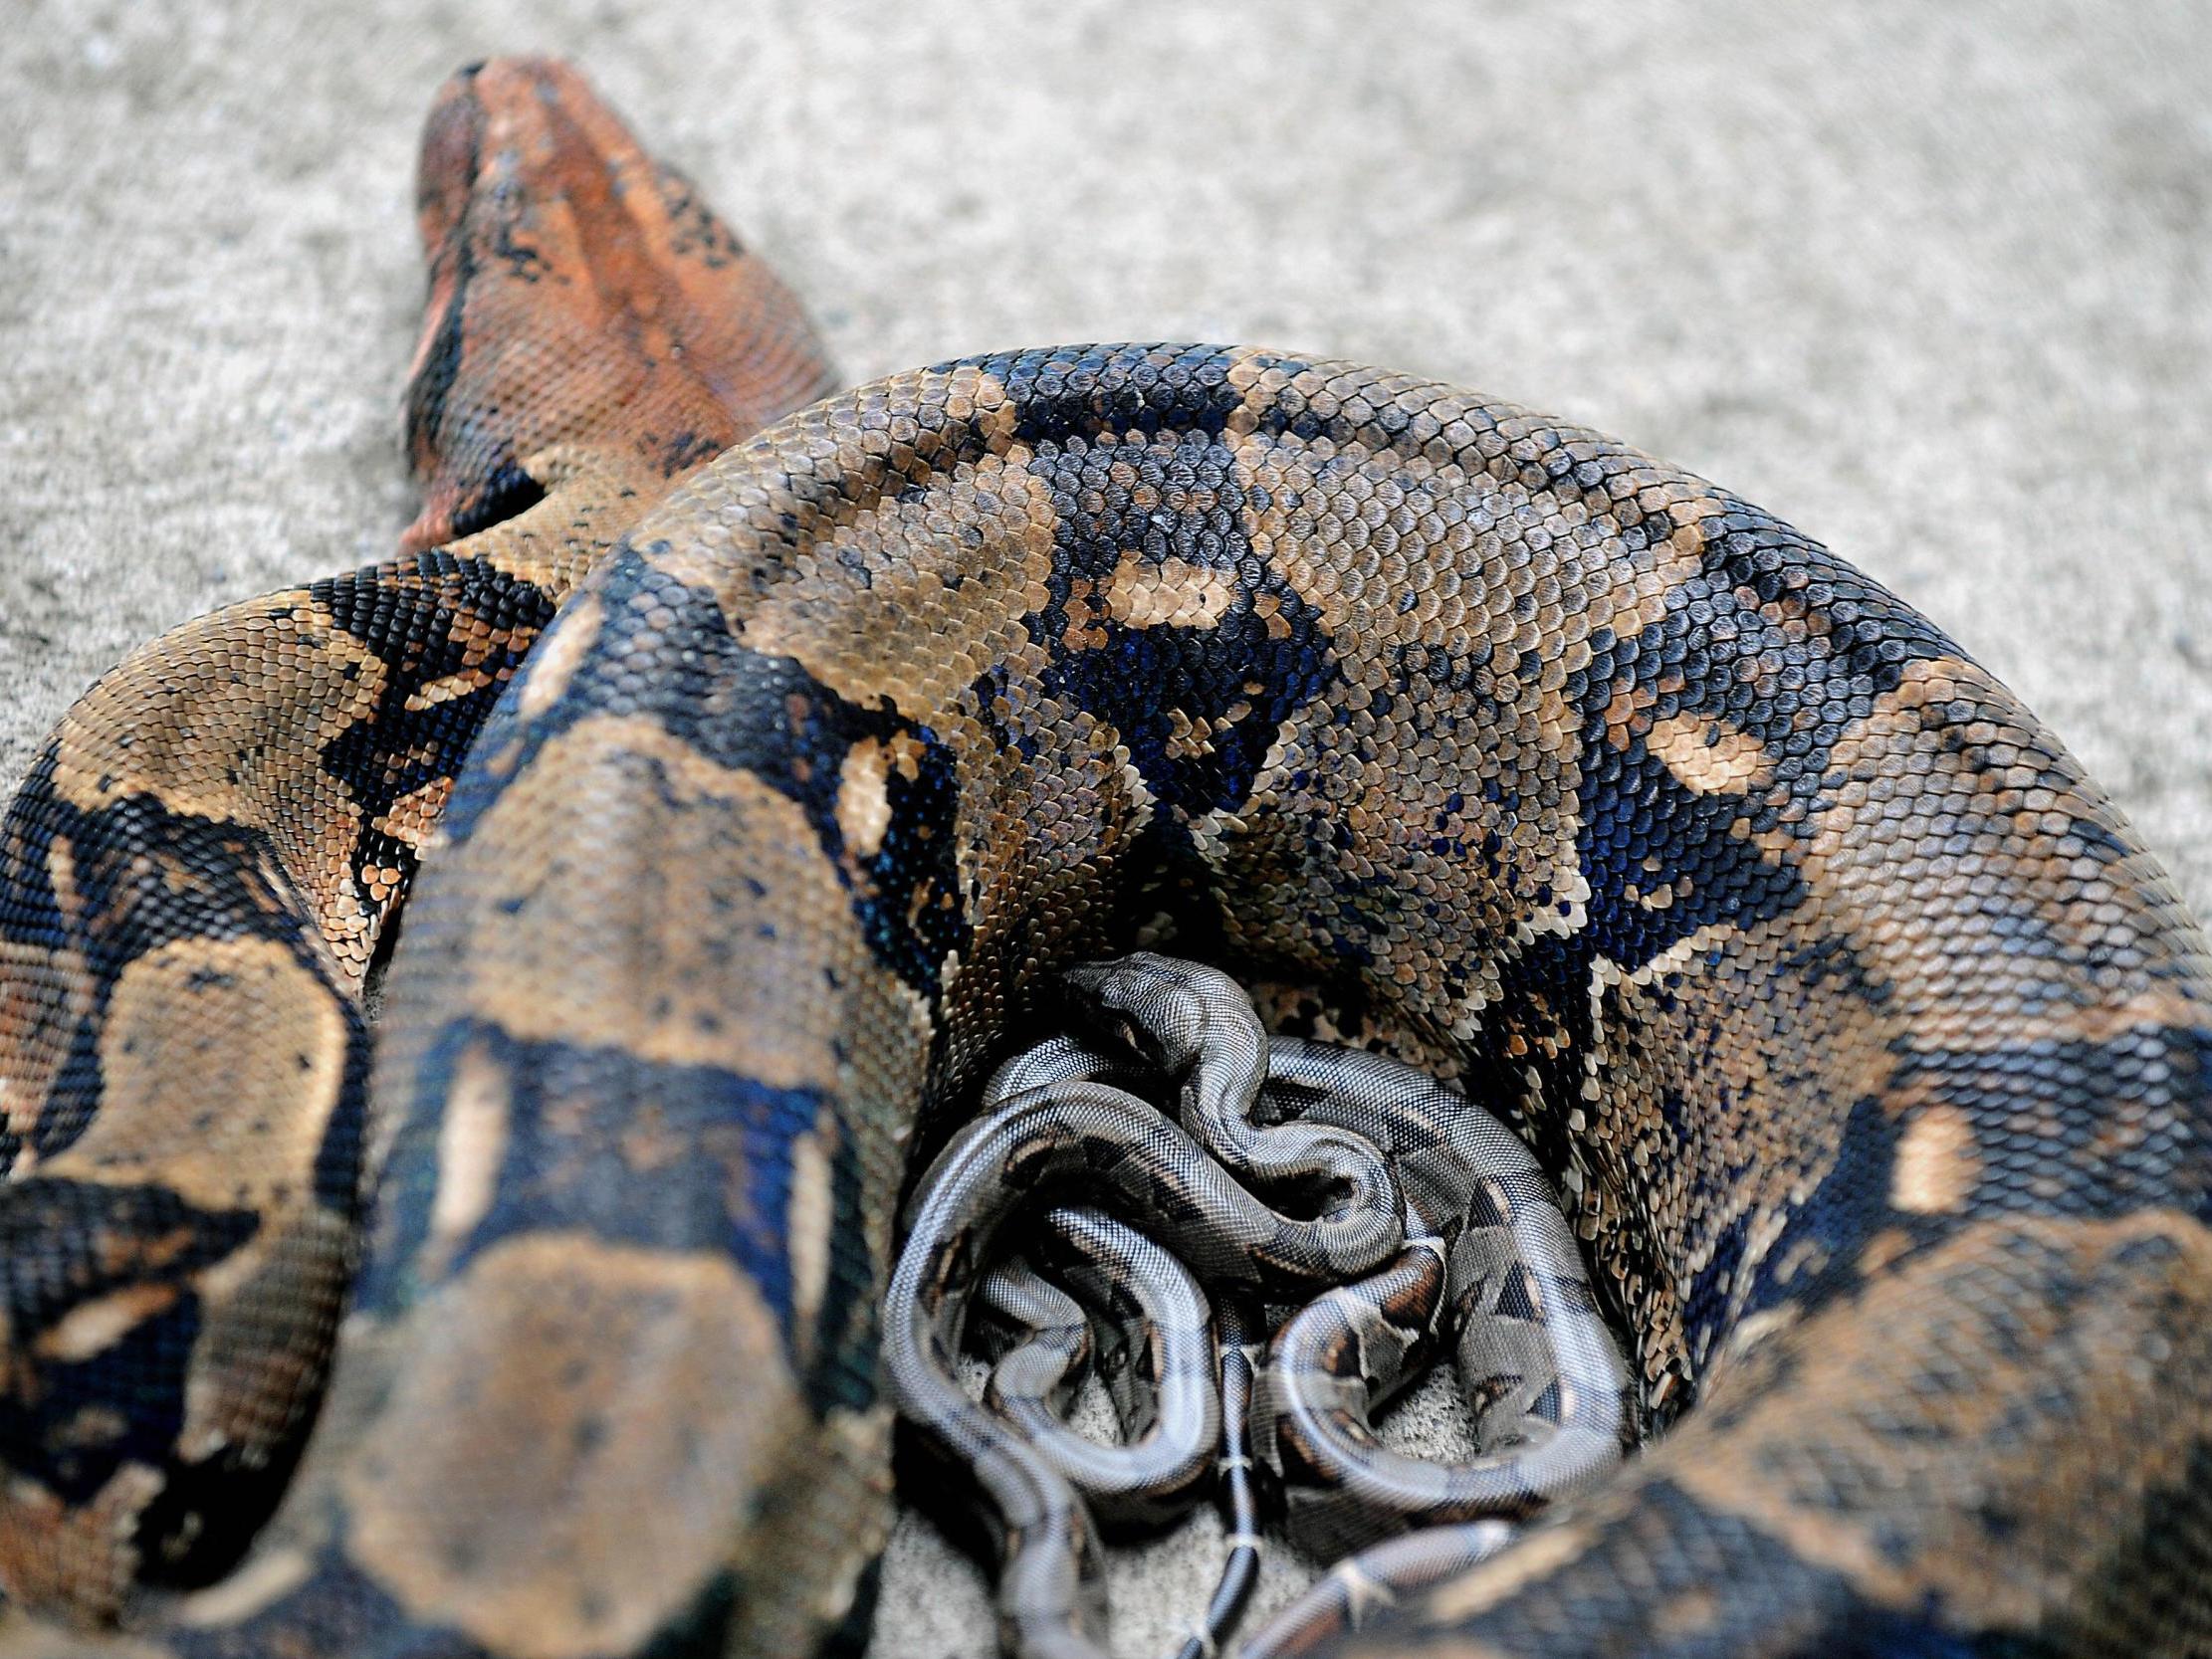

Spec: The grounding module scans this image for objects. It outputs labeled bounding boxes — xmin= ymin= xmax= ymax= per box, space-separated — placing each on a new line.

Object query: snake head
xmin=399 ymin=56 xmax=836 ymax=552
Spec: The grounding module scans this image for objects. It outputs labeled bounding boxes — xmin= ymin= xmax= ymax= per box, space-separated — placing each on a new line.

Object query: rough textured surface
xmin=3 ymin=5 xmax=2208 ymax=1656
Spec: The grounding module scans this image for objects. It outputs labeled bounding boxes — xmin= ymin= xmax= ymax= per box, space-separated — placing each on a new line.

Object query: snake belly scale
xmin=2 ymin=52 xmax=2210 ymax=1659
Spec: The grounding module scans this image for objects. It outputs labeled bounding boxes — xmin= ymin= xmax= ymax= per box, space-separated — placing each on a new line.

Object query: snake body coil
xmin=891 ymin=993 xmax=1632 ymax=1658
xmin=0 ymin=55 xmax=2208 ymax=1659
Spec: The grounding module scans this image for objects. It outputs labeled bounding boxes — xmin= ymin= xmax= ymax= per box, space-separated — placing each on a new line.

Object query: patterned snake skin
xmin=2 ymin=53 xmax=2211 ymax=1659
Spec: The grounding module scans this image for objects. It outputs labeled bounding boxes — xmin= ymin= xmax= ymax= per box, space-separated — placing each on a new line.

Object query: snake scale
xmin=2 ymin=52 xmax=2210 ymax=1659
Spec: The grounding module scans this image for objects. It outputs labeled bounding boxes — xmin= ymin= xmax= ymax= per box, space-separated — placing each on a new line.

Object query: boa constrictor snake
xmin=1 ymin=54 xmax=2208 ymax=1659
xmin=890 ymin=960 xmax=1632 ymax=1658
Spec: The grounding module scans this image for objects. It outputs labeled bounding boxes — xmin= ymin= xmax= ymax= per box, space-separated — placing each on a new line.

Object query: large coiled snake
xmin=1 ymin=54 xmax=2208 ymax=1659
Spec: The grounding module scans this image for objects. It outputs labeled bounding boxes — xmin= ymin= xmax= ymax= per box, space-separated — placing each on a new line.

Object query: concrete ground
xmin=4 ymin=3 xmax=2208 ymax=1653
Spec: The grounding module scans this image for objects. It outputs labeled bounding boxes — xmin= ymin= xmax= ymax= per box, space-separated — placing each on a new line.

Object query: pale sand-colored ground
xmin=4 ymin=4 xmax=2208 ymax=1653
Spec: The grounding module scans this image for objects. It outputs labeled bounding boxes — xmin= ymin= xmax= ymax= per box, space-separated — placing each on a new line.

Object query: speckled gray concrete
xmin=3 ymin=3 xmax=2208 ymax=1655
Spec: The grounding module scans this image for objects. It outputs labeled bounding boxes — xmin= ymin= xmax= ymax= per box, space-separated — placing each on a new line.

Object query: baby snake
xmin=889 ymin=954 xmax=1629 ymax=1657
